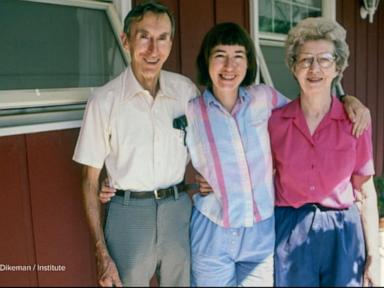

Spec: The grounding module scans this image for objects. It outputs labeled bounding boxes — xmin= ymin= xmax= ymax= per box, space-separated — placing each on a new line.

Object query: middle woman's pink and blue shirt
xmin=186 ymin=84 xmax=289 ymax=228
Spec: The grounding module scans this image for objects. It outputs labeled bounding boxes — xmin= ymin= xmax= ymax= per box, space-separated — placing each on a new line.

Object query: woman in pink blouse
xmin=268 ymin=17 xmax=380 ymax=287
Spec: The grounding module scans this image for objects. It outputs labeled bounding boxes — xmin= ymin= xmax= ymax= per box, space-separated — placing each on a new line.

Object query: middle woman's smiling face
xmin=208 ymin=44 xmax=248 ymax=97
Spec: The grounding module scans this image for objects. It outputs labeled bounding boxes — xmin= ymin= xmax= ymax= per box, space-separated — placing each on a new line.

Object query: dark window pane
xmin=293 ymin=5 xmax=308 ymax=27
xmin=308 ymin=8 xmax=322 ymax=18
xmin=0 ymin=0 xmax=126 ymax=91
xmin=259 ymin=0 xmax=273 ymax=33
xmin=274 ymin=1 xmax=290 ymax=34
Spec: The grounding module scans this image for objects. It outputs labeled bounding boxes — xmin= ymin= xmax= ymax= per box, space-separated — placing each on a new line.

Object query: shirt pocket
xmin=170 ymin=127 xmax=186 ymax=147
xmin=163 ymin=127 xmax=188 ymax=169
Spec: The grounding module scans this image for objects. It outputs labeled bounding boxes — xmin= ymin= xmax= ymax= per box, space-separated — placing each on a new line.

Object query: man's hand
xmin=99 ymin=178 xmax=116 ymax=204
xmin=342 ymin=95 xmax=371 ymax=137
xmin=96 ymin=249 xmax=123 ymax=287
xmin=195 ymin=173 xmax=213 ymax=196
xmin=81 ymin=166 xmax=121 ymax=286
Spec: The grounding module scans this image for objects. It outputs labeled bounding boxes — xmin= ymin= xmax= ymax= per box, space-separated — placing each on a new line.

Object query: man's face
xmin=124 ymin=12 xmax=173 ymax=84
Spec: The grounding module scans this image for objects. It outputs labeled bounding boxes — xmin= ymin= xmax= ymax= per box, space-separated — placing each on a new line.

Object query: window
xmin=0 ymin=0 xmax=128 ymax=135
xmin=259 ymin=0 xmax=322 ymax=35
xmin=260 ymin=42 xmax=299 ymax=99
xmin=250 ymin=0 xmax=335 ymax=99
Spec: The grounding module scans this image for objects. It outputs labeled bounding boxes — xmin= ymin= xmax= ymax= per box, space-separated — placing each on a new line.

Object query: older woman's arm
xmin=342 ymin=95 xmax=371 ymax=137
xmin=358 ymin=177 xmax=380 ymax=287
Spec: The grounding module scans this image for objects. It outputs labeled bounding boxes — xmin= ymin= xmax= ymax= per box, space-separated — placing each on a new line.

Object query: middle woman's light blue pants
xmin=190 ymin=208 xmax=275 ymax=287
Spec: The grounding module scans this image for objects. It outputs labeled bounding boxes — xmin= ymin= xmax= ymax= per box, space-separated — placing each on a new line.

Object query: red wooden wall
xmin=0 ymin=130 xmax=97 ymax=286
xmin=0 ymin=136 xmax=37 ymax=286
xmin=337 ymin=0 xmax=384 ymax=176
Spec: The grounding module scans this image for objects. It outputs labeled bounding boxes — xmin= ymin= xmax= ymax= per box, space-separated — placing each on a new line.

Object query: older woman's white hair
xmin=285 ymin=17 xmax=350 ymax=83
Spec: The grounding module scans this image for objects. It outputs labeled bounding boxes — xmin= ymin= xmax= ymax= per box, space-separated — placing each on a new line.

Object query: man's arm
xmin=341 ymin=95 xmax=371 ymax=137
xmin=82 ymin=165 xmax=122 ymax=287
xmin=358 ymin=177 xmax=380 ymax=287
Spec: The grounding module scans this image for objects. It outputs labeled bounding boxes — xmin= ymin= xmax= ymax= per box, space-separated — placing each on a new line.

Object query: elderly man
xmin=73 ymin=1 xmax=198 ymax=286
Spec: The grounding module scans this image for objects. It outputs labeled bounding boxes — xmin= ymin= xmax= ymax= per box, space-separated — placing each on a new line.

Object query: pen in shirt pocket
xmin=173 ymin=115 xmax=188 ymax=145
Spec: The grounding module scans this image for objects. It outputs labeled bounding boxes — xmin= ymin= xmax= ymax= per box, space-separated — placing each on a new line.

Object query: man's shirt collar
xmin=124 ymin=65 xmax=177 ymax=100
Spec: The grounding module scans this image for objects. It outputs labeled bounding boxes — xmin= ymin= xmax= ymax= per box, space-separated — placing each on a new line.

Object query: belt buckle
xmin=154 ymin=189 xmax=164 ymax=200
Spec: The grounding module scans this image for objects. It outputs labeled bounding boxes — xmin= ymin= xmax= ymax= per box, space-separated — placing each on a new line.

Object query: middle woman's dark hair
xmin=196 ymin=22 xmax=257 ymax=88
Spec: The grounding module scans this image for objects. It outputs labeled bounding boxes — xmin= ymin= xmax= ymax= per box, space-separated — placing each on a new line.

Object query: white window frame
xmin=111 ymin=0 xmax=132 ymax=23
xmin=0 ymin=0 xmax=129 ymax=136
xmin=249 ymin=0 xmax=336 ymax=87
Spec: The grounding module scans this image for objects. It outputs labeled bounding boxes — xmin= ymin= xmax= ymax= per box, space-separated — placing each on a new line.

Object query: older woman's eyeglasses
xmin=296 ymin=52 xmax=336 ymax=69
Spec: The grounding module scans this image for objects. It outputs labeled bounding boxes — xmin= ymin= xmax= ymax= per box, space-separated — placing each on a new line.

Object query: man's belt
xmin=116 ymin=182 xmax=191 ymax=200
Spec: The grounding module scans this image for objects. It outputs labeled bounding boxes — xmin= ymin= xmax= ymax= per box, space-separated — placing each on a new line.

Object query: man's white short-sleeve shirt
xmin=73 ymin=66 xmax=198 ymax=191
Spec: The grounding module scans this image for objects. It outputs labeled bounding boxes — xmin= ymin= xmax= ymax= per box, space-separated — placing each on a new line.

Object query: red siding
xmin=179 ymin=0 xmax=215 ymax=83
xmin=0 ymin=130 xmax=97 ymax=286
xmin=160 ymin=0 xmax=181 ymax=73
xmin=215 ymin=0 xmax=249 ymax=27
xmin=0 ymin=135 xmax=37 ymax=286
xmin=337 ymin=0 xmax=384 ymax=176
xmin=26 ymin=129 xmax=97 ymax=286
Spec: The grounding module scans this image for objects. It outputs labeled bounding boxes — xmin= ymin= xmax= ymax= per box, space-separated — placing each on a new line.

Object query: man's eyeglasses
xmin=295 ymin=52 xmax=336 ymax=69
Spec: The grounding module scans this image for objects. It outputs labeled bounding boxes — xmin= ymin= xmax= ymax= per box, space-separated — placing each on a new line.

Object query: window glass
xmin=258 ymin=0 xmax=322 ymax=34
xmin=260 ymin=44 xmax=299 ymax=99
xmin=257 ymin=0 xmax=323 ymax=99
xmin=274 ymin=1 xmax=291 ymax=34
xmin=259 ymin=0 xmax=273 ymax=33
xmin=0 ymin=0 xmax=126 ymax=91
xmin=292 ymin=4 xmax=308 ymax=26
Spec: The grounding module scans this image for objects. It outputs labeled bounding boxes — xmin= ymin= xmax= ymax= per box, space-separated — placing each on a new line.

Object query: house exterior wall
xmin=337 ymin=0 xmax=384 ymax=176
xmin=0 ymin=130 xmax=97 ymax=286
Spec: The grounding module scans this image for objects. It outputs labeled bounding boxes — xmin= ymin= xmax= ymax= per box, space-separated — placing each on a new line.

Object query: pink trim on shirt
xmin=199 ymin=97 xmax=230 ymax=227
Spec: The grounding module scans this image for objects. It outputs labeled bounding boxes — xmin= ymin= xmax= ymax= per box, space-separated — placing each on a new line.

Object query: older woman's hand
xmin=359 ymin=177 xmax=380 ymax=287
xmin=342 ymin=95 xmax=371 ymax=137
xmin=363 ymin=254 xmax=380 ymax=287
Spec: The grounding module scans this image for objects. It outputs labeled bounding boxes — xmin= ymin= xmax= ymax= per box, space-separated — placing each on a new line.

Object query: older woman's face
xmin=293 ymin=40 xmax=339 ymax=95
